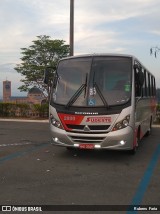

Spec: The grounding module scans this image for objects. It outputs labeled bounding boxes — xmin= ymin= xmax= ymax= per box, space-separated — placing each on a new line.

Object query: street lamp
xmin=70 ymin=0 xmax=74 ymax=56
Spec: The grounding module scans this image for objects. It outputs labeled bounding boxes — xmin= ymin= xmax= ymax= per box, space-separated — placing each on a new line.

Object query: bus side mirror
xmin=44 ymin=68 xmax=49 ymax=84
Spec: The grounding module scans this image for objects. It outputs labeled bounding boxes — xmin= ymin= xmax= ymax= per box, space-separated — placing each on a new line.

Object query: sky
xmin=0 ymin=0 xmax=160 ymax=98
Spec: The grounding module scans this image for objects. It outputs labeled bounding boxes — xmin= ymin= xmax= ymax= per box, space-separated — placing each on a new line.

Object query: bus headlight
xmin=50 ymin=114 xmax=64 ymax=129
xmin=112 ymin=115 xmax=130 ymax=131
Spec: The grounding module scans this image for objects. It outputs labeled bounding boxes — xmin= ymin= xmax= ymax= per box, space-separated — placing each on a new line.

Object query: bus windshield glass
xmin=53 ymin=56 xmax=132 ymax=107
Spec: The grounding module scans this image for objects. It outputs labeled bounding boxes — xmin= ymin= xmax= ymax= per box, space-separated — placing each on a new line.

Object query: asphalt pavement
xmin=0 ymin=120 xmax=160 ymax=214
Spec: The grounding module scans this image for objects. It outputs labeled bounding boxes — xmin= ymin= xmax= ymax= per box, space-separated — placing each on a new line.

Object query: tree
xmin=14 ymin=35 xmax=70 ymax=101
xmin=150 ymin=46 xmax=160 ymax=58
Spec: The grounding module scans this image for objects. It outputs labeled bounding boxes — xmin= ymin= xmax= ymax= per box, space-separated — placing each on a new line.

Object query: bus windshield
xmin=53 ymin=56 xmax=132 ymax=107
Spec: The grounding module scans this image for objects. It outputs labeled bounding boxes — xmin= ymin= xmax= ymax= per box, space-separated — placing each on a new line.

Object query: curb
xmin=153 ymin=124 xmax=160 ymax=127
xmin=0 ymin=118 xmax=49 ymax=123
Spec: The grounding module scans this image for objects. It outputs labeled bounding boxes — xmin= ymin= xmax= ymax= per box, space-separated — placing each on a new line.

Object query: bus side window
xmin=152 ymin=76 xmax=156 ymax=96
xmin=135 ymin=68 xmax=143 ymax=97
xmin=151 ymin=76 xmax=154 ymax=96
xmin=142 ymin=69 xmax=147 ymax=97
xmin=145 ymin=72 xmax=149 ymax=96
xmin=150 ymin=75 xmax=154 ymax=97
xmin=148 ymin=73 xmax=151 ymax=97
xmin=153 ymin=77 xmax=156 ymax=96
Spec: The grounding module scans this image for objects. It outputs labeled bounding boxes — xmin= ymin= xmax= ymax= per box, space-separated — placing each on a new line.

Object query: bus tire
xmin=146 ymin=117 xmax=152 ymax=137
xmin=130 ymin=128 xmax=140 ymax=155
xmin=129 ymin=143 xmax=137 ymax=155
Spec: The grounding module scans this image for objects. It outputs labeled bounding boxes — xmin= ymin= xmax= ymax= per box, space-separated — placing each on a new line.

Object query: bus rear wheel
xmin=145 ymin=117 xmax=152 ymax=136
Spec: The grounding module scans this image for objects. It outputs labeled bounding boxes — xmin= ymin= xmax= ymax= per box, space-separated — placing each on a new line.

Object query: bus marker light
xmin=120 ymin=140 xmax=126 ymax=145
xmin=54 ymin=137 xmax=58 ymax=142
xmin=95 ymin=145 xmax=101 ymax=148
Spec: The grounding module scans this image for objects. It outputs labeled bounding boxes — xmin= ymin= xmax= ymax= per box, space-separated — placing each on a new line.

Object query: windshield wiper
xmin=65 ymin=74 xmax=88 ymax=109
xmin=93 ymin=82 xmax=110 ymax=108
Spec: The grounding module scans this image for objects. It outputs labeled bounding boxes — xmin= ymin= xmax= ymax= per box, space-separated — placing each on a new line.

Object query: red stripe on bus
xmin=58 ymin=113 xmax=84 ymax=131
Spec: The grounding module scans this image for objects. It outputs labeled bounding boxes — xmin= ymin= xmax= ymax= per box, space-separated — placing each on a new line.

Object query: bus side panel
xmin=135 ymin=97 xmax=156 ymax=139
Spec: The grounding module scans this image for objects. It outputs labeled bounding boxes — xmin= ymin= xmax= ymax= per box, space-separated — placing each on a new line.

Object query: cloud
xmin=72 ymin=0 xmax=160 ymax=55
xmin=0 ymin=0 xmax=160 ymax=57
xmin=0 ymin=63 xmax=16 ymax=72
xmin=0 ymin=0 xmax=70 ymax=64
xmin=75 ymin=0 xmax=157 ymax=24
xmin=0 ymin=0 xmax=160 ymax=90
xmin=150 ymin=31 xmax=160 ymax=36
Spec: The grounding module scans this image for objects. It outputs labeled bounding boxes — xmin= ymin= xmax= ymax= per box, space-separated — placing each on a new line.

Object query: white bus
xmin=44 ymin=54 xmax=157 ymax=154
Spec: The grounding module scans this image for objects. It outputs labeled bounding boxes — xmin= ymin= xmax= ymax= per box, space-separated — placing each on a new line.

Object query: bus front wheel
xmin=130 ymin=129 xmax=140 ymax=155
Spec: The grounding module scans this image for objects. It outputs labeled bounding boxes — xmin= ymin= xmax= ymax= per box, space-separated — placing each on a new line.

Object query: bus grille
xmin=66 ymin=124 xmax=110 ymax=133
xmin=69 ymin=136 xmax=105 ymax=144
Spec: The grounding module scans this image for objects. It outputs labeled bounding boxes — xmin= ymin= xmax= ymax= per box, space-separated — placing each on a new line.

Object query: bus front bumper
xmin=50 ymin=125 xmax=134 ymax=151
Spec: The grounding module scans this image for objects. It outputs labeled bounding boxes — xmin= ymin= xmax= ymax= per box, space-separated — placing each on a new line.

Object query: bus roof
xmin=59 ymin=53 xmax=153 ymax=76
xmin=63 ymin=53 xmax=135 ymax=60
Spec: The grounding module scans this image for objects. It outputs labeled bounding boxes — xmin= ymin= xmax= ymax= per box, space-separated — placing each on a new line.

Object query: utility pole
xmin=70 ymin=0 xmax=74 ymax=56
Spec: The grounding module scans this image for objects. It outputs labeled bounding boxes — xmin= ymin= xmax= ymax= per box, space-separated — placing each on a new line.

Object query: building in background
xmin=3 ymin=80 xmax=11 ymax=102
xmin=2 ymin=80 xmax=45 ymax=105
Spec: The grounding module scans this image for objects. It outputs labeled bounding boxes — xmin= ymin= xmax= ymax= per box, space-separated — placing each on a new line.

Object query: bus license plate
xmin=79 ymin=144 xmax=94 ymax=149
